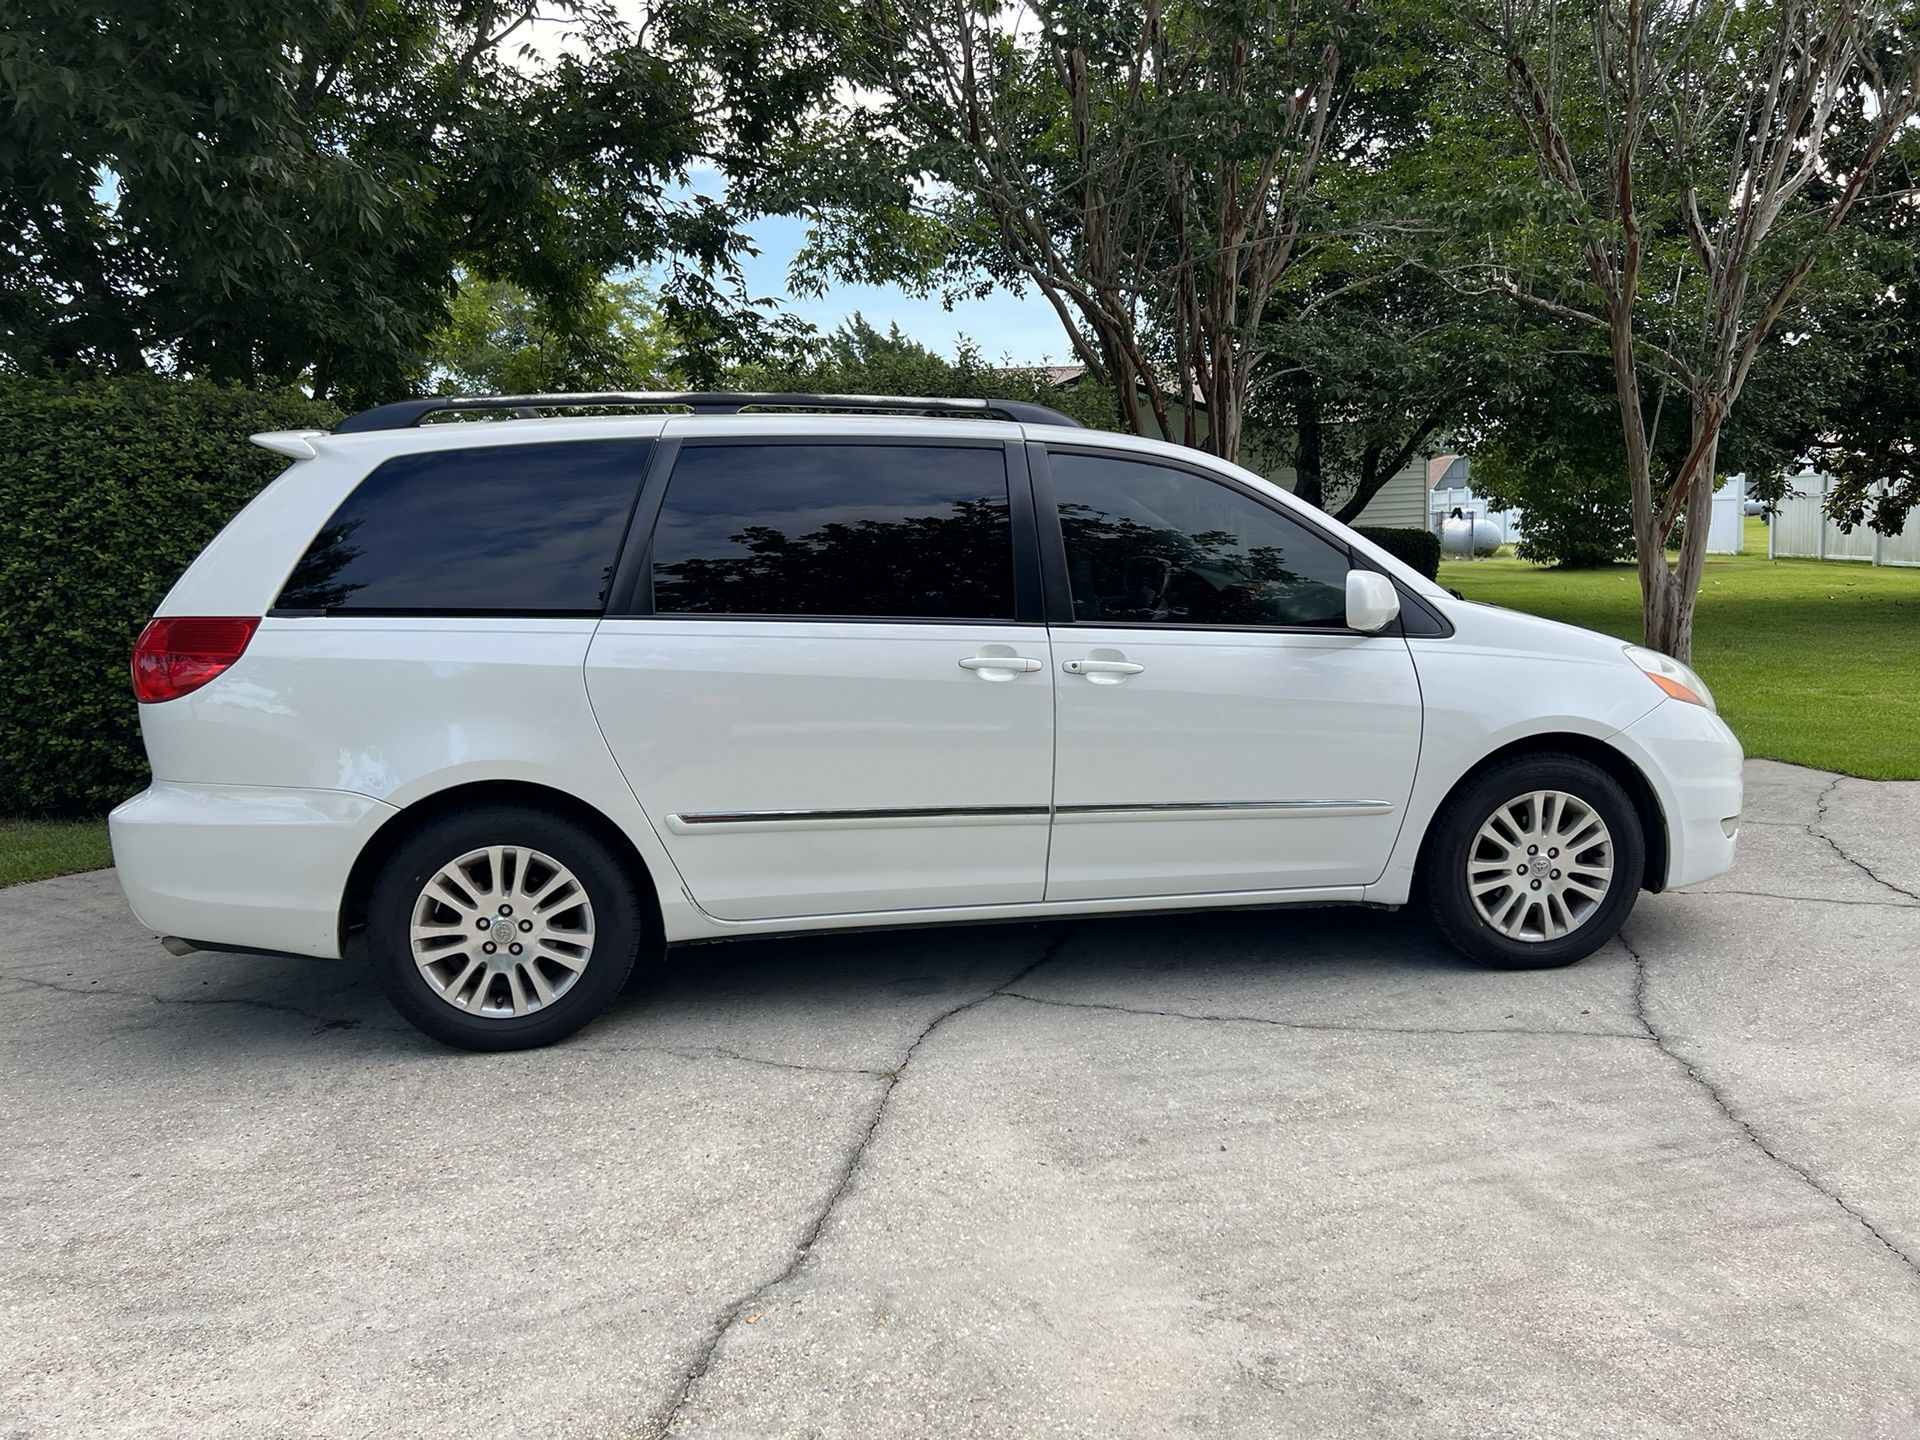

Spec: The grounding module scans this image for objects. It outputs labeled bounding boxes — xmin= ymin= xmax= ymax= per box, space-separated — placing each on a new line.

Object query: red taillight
xmin=131 ymin=616 xmax=260 ymax=703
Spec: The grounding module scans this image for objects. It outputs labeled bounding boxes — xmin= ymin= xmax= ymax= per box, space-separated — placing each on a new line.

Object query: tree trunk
xmin=1640 ymin=411 xmax=1722 ymax=663
xmin=1640 ymin=565 xmax=1689 ymax=662
xmin=1290 ymin=381 xmax=1324 ymax=509
xmin=1209 ymin=374 xmax=1242 ymax=462
xmin=1330 ymin=405 xmax=1449 ymax=525
xmin=1335 ymin=445 xmax=1385 ymax=525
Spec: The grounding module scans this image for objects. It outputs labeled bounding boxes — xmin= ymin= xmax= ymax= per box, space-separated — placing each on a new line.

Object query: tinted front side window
xmin=650 ymin=444 xmax=1015 ymax=620
xmin=1050 ymin=452 xmax=1352 ymax=628
xmin=276 ymin=440 xmax=647 ymax=614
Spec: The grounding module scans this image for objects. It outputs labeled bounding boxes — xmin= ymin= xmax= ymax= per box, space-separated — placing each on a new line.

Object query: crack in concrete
xmin=578 ymin=1041 xmax=889 ymax=1079
xmin=639 ymin=924 xmax=1079 ymax=1439
xmin=1809 ymin=779 xmax=1920 ymax=904
xmin=1669 ymin=887 xmax=1920 ymax=910
xmin=998 ymin=989 xmax=1647 ymax=1042
xmin=1 ymin=969 xmax=405 ymax=1033
xmin=1622 ymin=932 xmax=1920 ymax=1283
xmin=6 ymin=971 xmax=903 ymax=1076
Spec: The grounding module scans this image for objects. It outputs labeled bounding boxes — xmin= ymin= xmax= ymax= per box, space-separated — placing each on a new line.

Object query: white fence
xmin=1705 ymin=478 xmax=1746 ymax=554
xmin=1770 ymin=471 xmax=1920 ymax=567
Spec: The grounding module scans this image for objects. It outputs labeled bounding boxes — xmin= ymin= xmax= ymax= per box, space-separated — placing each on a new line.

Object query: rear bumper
xmin=108 ymin=782 xmax=397 ymax=958
xmin=1614 ymin=700 xmax=1744 ymax=889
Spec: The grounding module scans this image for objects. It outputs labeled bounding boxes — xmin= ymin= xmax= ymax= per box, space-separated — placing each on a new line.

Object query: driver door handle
xmin=1063 ymin=659 xmax=1146 ymax=676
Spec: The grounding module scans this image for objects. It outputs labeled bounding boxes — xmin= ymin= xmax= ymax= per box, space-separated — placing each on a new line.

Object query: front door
xmin=1036 ymin=446 xmax=1423 ymax=901
xmin=586 ymin=436 xmax=1054 ymax=921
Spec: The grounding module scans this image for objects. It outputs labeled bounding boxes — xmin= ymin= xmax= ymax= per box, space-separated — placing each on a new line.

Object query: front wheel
xmin=1423 ymin=754 xmax=1645 ymax=969
xmin=367 ymin=806 xmax=644 ymax=1050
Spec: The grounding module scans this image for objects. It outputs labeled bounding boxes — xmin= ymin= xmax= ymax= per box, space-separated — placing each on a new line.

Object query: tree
xmin=1456 ymin=302 xmax=1828 ymax=566
xmin=0 ymin=0 xmax=847 ymax=405
xmin=1460 ymin=0 xmax=1920 ymax=660
xmin=795 ymin=0 xmax=1364 ymax=461
xmin=1257 ymin=264 xmax=1499 ymax=523
xmin=1807 ymin=134 xmax=1920 ymax=535
xmin=427 ymin=277 xmax=680 ymax=395
xmin=729 ymin=312 xmax=1120 ymax=424
xmin=1468 ymin=352 xmax=1640 ymax=567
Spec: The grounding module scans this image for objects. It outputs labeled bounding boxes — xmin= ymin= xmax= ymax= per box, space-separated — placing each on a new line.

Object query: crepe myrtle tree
xmin=1462 ymin=0 xmax=1920 ymax=661
xmin=791 ymin=0 xmax=1368 ymax=463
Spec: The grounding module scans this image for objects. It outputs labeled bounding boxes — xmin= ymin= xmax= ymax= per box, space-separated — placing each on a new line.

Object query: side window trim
xmin=606 ymin=436 xmax=1040 ymax=625
xmin=1004 ymin=440 xmax=1045 ymax=624
xmin=605 ymin=437 xmax=681 ymax=618
xmin=1034 ymin=441 xmax=1373 ymax=635
xmin=1026 ymin=441 xmax=1078 ymax=626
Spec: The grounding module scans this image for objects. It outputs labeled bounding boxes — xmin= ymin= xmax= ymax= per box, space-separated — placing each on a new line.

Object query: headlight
xmin=1625 ymin=645 xmax=1715 ymax=711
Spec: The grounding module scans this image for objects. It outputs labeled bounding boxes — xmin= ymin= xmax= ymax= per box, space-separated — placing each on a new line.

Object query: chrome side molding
xmin=666 ymin=799 xmax=1393 ymax=834
xmin=1054 ymin=799 xmax=1394 ymax=824
xmin=666 ymin=805 xmax=1051 ymax=834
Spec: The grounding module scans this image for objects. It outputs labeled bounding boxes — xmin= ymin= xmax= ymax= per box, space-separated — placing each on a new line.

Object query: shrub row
xmin=1355 ymin=525 xmax=1442 ymax=580
xmin=0 ymin=377 xmax=338 ymax=815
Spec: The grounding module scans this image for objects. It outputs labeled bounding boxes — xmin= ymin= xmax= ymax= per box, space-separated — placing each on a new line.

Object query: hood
xmin=1434 ymin=597 xmax=1641 ymax=669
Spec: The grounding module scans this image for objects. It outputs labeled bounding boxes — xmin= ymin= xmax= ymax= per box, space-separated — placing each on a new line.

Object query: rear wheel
xmin=1423 ymin=754 xmax=1645 ymax=969
xmin=368 ymin=806 xmax=643 ymax=1050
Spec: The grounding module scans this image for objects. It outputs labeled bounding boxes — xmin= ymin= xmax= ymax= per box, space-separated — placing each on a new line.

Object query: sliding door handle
xmin=1063 ymin=658 xmax=1145 ymax=676
xmin=959 ymin=655 xmax=1044 ymax=673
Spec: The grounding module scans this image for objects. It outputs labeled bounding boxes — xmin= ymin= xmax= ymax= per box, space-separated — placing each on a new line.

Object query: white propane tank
xmin=1441 ymin=515 xmax=1502 ymax=557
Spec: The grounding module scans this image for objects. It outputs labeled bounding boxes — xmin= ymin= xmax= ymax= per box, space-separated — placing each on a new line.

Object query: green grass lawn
xmin=0 ymin=818 xmax=114 ymax=888
xmin=1440 ymin=520 xmax=1920 ymax=779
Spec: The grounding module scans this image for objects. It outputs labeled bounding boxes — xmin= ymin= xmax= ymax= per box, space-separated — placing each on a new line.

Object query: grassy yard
xmin=0 ymin=818 xmax=114 ymax=888
xmin=1441 ymin=518 xmax=1920 ymax=779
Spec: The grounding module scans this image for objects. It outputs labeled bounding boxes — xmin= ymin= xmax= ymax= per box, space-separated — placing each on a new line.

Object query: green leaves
xmin=0 ymin=0 xmax=850 ymax=403
xmin=0 ymin=377 xmax=340 ymax=815
xmin=427 ymin=276 xmax=680 ymax=395
xmin=724 ymin=312 xmax=1120 ymax=427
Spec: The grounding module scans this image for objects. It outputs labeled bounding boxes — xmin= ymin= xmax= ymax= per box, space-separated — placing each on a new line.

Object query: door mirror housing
xmin=1345 ymin=570 xmax=1401 ymax=633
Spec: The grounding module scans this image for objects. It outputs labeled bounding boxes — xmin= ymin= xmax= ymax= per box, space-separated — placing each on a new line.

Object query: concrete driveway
xmin=3 ymin=758 xmax=1917 ymax=1439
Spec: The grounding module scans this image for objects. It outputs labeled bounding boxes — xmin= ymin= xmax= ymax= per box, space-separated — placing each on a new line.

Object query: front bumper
xmin=108 ymin=782 xmax=397 ymax=958
xmin=1614 ymin=699 xmax=1744 ymax=889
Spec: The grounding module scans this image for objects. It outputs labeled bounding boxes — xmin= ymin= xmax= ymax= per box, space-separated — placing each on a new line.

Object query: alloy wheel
xmin=408 ymin=845 xmax=595 ymax=1017
xmin=1466 ymin=790 xmax=1614 ymax=943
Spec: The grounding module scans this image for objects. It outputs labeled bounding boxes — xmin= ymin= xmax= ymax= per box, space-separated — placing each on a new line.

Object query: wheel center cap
xmin=1530 ymin=855 xmax=1551 ymax=877
xmin=489 ymin=916 xmax=518 ymax=945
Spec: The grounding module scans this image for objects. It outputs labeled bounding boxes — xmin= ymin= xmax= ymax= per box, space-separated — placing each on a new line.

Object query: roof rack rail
xmin=332 ymin=391 xmax=1084 ymax=434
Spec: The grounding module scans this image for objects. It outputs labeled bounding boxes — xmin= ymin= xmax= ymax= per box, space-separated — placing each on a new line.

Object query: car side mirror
xmin=1345 ymin=570 xmax=1401 ymax=633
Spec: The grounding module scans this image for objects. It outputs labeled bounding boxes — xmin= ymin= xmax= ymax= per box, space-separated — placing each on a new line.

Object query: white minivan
xmin=109 ymin=393 xmax=1742 ymax=1050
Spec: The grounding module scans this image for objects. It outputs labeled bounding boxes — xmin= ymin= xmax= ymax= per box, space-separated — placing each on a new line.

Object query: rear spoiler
xmin=250 ymin=430 xmax=327 ymax=460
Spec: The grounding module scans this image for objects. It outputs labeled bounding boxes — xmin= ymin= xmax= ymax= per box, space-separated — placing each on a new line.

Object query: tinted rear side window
xmin=275 ymin=440 xmax=647 ymax=614
xmin=650 ymin=443 xmax=1015 ymax=620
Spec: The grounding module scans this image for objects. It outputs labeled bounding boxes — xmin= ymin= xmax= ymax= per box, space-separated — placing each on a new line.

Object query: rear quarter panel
xmin=135 ymin=616 xmax=705 ymax=939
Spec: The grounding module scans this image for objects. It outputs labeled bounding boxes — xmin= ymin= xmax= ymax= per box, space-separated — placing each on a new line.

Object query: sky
xmin=724 ymin=211 xmax=1073 ymax=366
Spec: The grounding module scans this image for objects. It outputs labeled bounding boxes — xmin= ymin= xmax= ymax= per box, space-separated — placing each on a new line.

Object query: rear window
xmin=648 ymin=442 xmax=1016 ymax=620
xmin=275 ymin=440 xmax=648 ymax=615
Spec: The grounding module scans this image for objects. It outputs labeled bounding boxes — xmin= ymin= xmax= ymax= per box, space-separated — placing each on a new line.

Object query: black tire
xmin=367 ymin=805 xmax=644 ymax=1051
xmin=1423 ymin=753 xmax=1645 ymax=970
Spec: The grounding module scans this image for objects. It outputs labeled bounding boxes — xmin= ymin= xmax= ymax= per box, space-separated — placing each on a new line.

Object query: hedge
xmin=0 ymin=377 xmax=339 ymax=815
xmin=1356 ymin=525 xmax=1442 ymax=581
